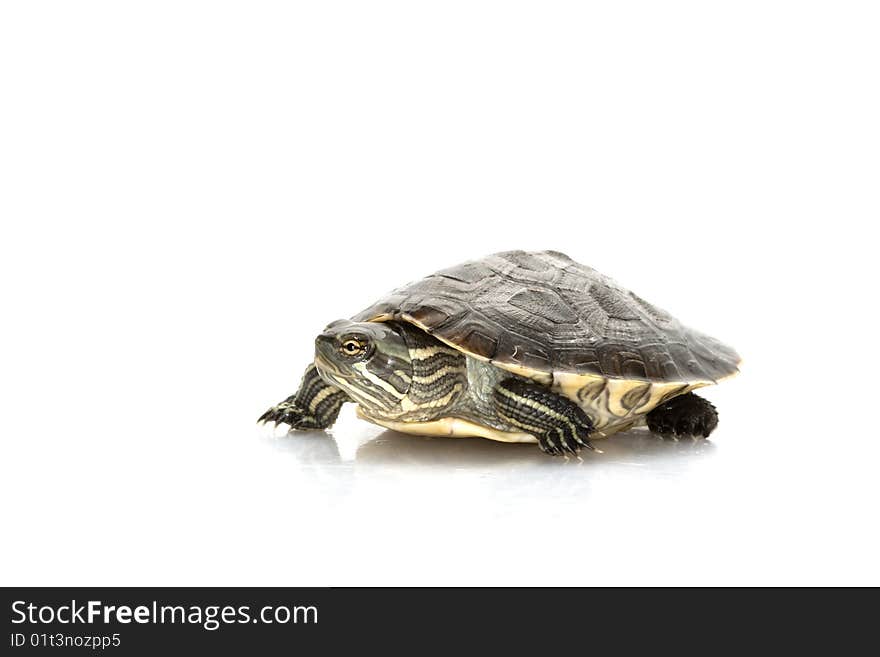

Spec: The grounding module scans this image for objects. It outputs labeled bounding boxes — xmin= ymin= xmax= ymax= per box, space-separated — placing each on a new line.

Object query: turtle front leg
xmin=258 ymin=363 xmax=351 ymax=430
xmin=493 ymin=378 xmax=595 ymax=456
xmin=646 ymin=392 xmax=718 ymax=438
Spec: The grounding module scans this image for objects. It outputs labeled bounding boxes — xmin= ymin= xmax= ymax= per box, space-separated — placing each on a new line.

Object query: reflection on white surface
xmin=264 ymin=423 xmax=717 ymax=480
xmin=3 ymin=365 xmax=878 ymax=587
xmin=262 ymin=423 xmax=720 ymax=519
xmin=240 ymin=380 xmax=878 ymax=586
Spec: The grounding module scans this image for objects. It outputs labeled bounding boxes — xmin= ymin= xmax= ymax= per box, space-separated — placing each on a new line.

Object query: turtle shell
xmin=352 ymin=250 xmax=740 ymax=384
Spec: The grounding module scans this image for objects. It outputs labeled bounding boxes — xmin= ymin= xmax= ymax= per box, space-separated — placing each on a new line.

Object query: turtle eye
xmin=340 ymin=339 xmax=367 ymax=358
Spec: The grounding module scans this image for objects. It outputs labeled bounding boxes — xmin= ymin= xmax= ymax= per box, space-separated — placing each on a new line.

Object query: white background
xmin=2 ymin=2 xmax=878 ymax=586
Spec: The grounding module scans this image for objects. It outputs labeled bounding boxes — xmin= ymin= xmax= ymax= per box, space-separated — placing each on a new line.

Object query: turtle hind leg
xmin=646 ymin=392 xmax=718 ymax=439
xmin=258 ymin=363 xmax=351 ymax=430
xmin=492 ymin=378 xmax=594 ymax=456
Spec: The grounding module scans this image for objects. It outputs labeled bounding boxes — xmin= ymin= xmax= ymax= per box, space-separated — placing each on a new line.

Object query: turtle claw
xmin=259 ymin=364 xmax=351 ymax=432
xmin=259 ymin=402 xmax=317 ymax=431
xmin=494 ymin=378 xmax=596 ymax=458
xmin=538 ymin=436 xmax=561 ymax=456
xmin=647 ymin=392 xmax=718 ymax=439
xmin=537 ymin=423 xmax=594 ymax=457
xmin=562 ymin=433 xmax=593 ymax=456
xmin=572 ymin=430 xmax=595 ymax=453
xmin=259 ymin=396 xmax=343 ymax=431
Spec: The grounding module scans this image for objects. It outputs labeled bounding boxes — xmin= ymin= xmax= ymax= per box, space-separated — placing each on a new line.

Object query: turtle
xmin=258 ymin=250 xmax=740 ymax=456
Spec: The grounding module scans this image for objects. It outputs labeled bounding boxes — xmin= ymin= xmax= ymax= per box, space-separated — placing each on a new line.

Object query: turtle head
xmin=313 ymin=320 xmax=413 ymax=414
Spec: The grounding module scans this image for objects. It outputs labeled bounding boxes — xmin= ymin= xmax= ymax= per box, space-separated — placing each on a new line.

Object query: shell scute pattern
xmin=508 ymin=288 xmax=578 ymax=324
xmin=353 ymin=250 xmax=740 ymax=384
